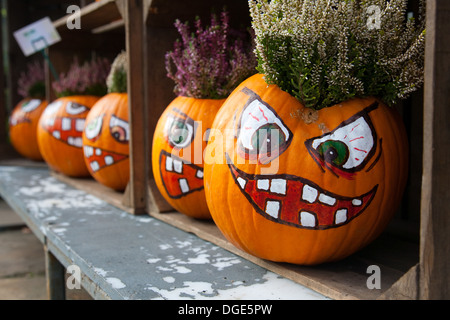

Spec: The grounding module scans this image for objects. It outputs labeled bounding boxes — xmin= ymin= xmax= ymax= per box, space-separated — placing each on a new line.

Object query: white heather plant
xmin=248 ymin=0 xmax=426 ymax=110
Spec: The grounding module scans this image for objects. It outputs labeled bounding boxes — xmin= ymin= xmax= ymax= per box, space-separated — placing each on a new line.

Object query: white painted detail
xmin=335 ymin=209 xmax=348 ymax=224
xmin=265 ymin=201 xmax=280 ymax=218
xmin=196 ymin=170 xmax=203 ymax=179
xmin=318 ymin=193 xmax=336 ymax=206
xmin=352 ymin=199 xmax=362 ymax=206
xmin=84 ymin=146 xmax=94 ymax=157
xmin=75 ymin=119 xmax=85 ymax=132
xmin=90 ymin=161 xmax=100 ymax=172
xmin=166 ymin=156 xmax=173 ymax=172
xmin=61 ymin=118 xmax=71 ymax=130
xmin=173 ymin=159 xmax=183 ymax=174
xmin=52 ymin=131 xmax=61 ymax=139
xmin=95 ymin=148 xmax=102 ymax=156
xmin=179 ymin=179 xmax=189 ymax=193
xmin=237 ymin=177 xmax=247 ymax=190
xmin=270 ymin=179 xmax=286 ymax=195
xmin=104 ymin=156 xmax=114 ymax=165
xmin=257 ymin=179 xmax=270 ymax=191
xmin=302 ymin=185 xmax=318 ymax=203
xmin=300 ymin=211 xmax=317 ymax=227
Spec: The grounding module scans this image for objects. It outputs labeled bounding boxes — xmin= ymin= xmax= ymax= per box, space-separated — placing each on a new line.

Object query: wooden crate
xmin=1 ymin=0 xmax=448 ymax=300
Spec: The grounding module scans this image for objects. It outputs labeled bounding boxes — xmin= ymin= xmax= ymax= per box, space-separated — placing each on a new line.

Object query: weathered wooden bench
xmin=0 ymin=165 xmax=328 ymax=300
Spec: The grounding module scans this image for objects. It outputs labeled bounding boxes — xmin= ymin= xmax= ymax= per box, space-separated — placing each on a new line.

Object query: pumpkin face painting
xmin=152 ymin=97 xmax=224 ymax=219
xmin=9 ymin=98 xmax=48 ymax=161
xmin=204 ymin=74 xmax=408 ymax=265
xmin=82 ymin=93 xmax=130 ymax=191
xmin=37 ymin=95 xmax=100 ymax=177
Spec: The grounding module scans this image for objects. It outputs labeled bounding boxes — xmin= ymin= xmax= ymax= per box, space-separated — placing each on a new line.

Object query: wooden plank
xmin=50 ymin=171 xmax=134 ymax=214
xmin=44 ymin=245 xmax=66 ymax=300
xmin=420 ymin=0 xmax=450 ymax=300
xmin=149 ymin=207 xmax=419 ymax=300
xmin=53 ymin=0 xmax=121 ymax=32
xmin=378 ymin=264 xmax=419 ymax=300
xmin=122 ymin=0 xmax=147 ymax=214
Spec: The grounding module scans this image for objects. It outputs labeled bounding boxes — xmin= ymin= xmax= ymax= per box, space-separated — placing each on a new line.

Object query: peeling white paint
xmin=106 ymin=277 xmax=126 ymax=289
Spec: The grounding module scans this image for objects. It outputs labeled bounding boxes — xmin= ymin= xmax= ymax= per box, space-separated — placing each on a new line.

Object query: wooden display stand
xmin=0 ymin=0 xmax=448 ymax=300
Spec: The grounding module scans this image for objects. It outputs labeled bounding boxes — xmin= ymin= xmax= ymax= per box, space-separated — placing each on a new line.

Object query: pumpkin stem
xmin=107 ymin=51 xmax=128 ymax=94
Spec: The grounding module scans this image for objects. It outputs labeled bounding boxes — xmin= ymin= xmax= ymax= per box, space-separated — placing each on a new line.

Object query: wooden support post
xmin=120 ymin=0 xmax=147 ymax=214
xmin=44 ymin=246 xmax=66 ymax=300
xmin=420 ymin=0 xmax=450 ymax=300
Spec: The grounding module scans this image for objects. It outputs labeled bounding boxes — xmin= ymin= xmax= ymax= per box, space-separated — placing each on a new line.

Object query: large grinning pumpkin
xmin=37 ymin=95 xmax=100 ymax=177
xmin=9 ymin=98 xmax=48 ymax=161
xmin=203 ymin=74 xmax=409 ymax=265
xmin=82 ymin=93 xmax=129 ymax=191
xmin=152 ymin=97 xmax=225 ymax=219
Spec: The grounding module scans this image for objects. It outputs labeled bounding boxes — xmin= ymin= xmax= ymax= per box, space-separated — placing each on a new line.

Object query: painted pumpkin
xmin=203 ymin=74 xmax=409 ymax=265
xmin=9 ymin=98 xmax=48 ymax=161
xmin=37 ymin=95 xmax=100 ymax=177
xmin=152 ymin=96 xmax=225 ymax=219
xmin=82 ymin=93 xmax=130 ymax=191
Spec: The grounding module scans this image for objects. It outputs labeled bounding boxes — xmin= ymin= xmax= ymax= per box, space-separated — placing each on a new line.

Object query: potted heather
xmin=9 ymin=60 xmax=48 ymax=161
xmin=152 ymin=10 xmax=256 ymax=219
xmin=37 ymin=56 xmax=111 ymax=177
xmin=203 ymin=0 xmax=426 ymax=265
xmin=82 ymin=51 xmax=130 ymax=191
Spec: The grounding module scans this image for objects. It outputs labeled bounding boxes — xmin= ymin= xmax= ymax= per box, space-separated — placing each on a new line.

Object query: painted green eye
xmin=168 ymin=119 xmax=193 ymax=148
xmin=250 ymin=124 xmax=286 ymax=161
xmin=317 ymin=140 xmax=349 ymax=167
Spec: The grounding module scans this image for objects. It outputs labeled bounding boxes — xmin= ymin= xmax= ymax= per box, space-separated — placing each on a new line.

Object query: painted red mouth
xmin=159 ymin=150 xmax=204 ymax=199
xmin=42 ymin=116 xmax=85 ymax=148
xmin=83 ymin=146 xmax=128 ymax=173
xmin=226 ymin=154 xmax=377 ymax=230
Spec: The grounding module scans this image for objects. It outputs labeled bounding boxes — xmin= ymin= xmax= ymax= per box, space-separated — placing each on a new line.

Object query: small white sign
xmin=13 ymin=17 xmax=61 ymax=57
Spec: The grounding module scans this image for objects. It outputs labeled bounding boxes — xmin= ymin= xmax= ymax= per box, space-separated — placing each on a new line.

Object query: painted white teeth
xmin=300 ymin=211 xmax=317 ymax=227
xmin=104 ymin=156 xmax=114 ymax=165
xmin=318 ymin=193 xmax=336 ymax=206
xmin=352 ymin=199 xmax=362 ymax=206
xmin=166 ymin=157 xmax=173 ymax=172
xmin=52 ymin=131 xmax=61 ymax=139
xmin=265 ymin=200 xmax=280 ymax=218
xmin=335 ymin=209 xmax=348 ymax=224
xmin=75 ymin=119 xmax=85 ymax=132
xmin=90 ymin=161 xmax=100 ymax=172
xmin=237 ymin=177 xmax=247 ymax=190
xmin=179 ymin=179 xmax=189 ymax=193
xmin=61 ymin=118 xmax=71 ymax=130
xmin=95 ymin=148 xmax=102 ymax=156
xmin=173 ymin=159 xmax=183 ymax=174
xmin=302 ymin=184 xmax=318 ymax=203
xmin=196 ymin=170 xmax=203 ymax=179
xmin=256 ymin=179 xmax=287 ymax=195
xmin=84 ymin=146 xmax=94 ymax=157
xmin=257 ymin=179 xmax=269 ymax=191
xmin=270 ymin=179 xmax=286 ymax=195
xmin=68 ymin=137 xmax=82 ymax=147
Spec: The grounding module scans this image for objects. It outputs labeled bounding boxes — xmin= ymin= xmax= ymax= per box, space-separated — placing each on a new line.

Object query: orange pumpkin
xmin=37 ymin=95 xmax=100 ymax=177
xmin=152 ymin=96 xmax=225 ymax=219
xmin=82 ymin=93 xmax=129 ymax=191
xmin=9 ymin=98 xmax=48 ymax=161
xmin=203 ymin=74 xmax=409 ymax=265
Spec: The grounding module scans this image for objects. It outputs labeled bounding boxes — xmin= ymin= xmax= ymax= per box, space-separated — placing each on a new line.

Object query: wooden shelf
xmin=53 ymin=0 xmax=123 ymax=34
xmin=2 ymin=0 xmax=447 ymax=300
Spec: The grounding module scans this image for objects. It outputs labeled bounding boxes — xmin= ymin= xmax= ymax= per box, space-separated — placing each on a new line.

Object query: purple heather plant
xmin=165 ymin=10 xmax=257 ymax=100
xmin=17 ymin=60 xmax=46 ymax=99
xmin=52 ymin=57 xmax=111 ymax=98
